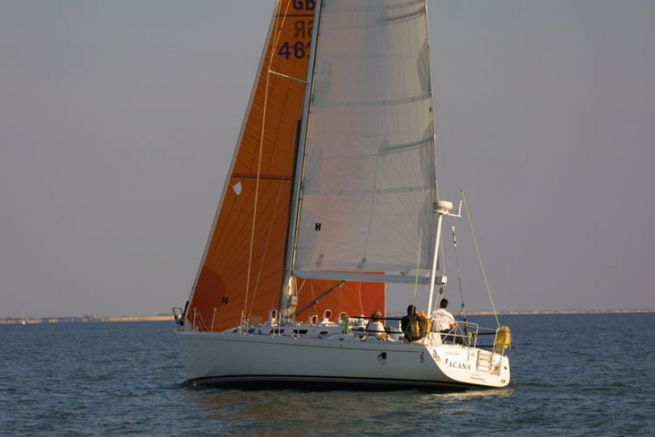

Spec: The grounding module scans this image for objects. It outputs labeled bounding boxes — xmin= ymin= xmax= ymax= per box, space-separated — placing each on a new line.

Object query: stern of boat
xmin=428 ymin=344 xmax=510 ymax=388
xmin=426 ymin=323 xmax=511 ymax=388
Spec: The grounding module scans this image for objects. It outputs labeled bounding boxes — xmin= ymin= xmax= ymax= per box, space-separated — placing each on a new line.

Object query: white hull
xmin=176 ymin=330 xmax=510 ymax=389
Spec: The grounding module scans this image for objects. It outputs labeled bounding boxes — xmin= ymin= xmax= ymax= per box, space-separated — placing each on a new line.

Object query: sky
xmin=1 ymin=0 xmax=654 ymax=318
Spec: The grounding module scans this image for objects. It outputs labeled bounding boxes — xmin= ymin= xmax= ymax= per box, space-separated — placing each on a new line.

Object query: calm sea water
xmin=1 ymin=313 xmax=653 ymax=435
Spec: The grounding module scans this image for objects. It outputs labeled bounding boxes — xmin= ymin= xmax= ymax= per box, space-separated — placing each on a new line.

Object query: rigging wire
xmin=248 ymin=175 xmax=288 ymax=315
xmin=243 ymin=0 xmax=294 ymax=319
xmin=451 ymin=224 xmax=470 ymax=340
xmin=461 ymin=190 xmax=500 ymax=327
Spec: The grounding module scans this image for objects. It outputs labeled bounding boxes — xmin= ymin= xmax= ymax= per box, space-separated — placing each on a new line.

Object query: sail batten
xmin=312 ymin=93 xmax=431 ymax=108
xmin=296 ymin=270 xmax=433 ymax=284
xmin=302 ymin=184 xmax=433 ymax=196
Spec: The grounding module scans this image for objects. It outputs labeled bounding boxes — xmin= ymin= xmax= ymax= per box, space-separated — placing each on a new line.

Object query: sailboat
xmin=174 ymin=0 xmax=511 ymax=389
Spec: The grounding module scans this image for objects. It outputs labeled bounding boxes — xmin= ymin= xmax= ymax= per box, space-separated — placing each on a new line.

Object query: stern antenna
xmin=451 ymin=225 xmax=466 ymax=316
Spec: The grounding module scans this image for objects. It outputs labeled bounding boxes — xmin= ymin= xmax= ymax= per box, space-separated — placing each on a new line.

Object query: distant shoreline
xmin=1 ymin=308 xmax=653 ymax=325
xmin=464 ymin=308 xmax=655 ymax=316
xmin=0 ymin=314 xmax=174 ymax=325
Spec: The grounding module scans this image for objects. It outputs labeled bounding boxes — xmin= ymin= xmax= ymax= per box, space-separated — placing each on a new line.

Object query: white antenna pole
xmin=427 ymin=200 xmax=453 ymax=315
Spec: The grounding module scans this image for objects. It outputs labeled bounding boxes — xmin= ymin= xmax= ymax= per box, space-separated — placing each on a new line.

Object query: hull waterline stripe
xmin=189 ymin=374 xmax=479 ymax=390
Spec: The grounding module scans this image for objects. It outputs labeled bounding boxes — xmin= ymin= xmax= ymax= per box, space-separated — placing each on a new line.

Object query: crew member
xmin=365 ymin=309 xmax=387 ymax=340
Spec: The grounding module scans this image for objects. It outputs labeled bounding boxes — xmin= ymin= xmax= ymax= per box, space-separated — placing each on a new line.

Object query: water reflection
xmin=184 ymin=385 xmax=517 ymax=434
xmin=426 ymin=387 xmax=515 ymax=402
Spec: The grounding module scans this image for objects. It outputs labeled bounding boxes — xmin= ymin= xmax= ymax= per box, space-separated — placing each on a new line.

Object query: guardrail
xmin=438 ymin=321 xmax=506 ymax=352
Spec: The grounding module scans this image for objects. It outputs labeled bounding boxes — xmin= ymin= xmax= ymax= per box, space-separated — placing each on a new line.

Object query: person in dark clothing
xmin=401 ymin=304 xmax=416 ymax=341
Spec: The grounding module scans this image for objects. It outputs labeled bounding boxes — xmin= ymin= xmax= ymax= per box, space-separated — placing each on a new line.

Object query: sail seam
xmin=302 ymin=184 xmax=433 ymax=196
xmin=385 ymin=0 xmax=425 ymax=10
xmin=383 ymin=6 xmax=425 ymax=23
xmin=313 ymin=94 xmax=430 ymax=108
xmin=269 ymin=69 xmax=307 ymax=84
xmin=232 ymin=173 xmax=292 ymax=181
xmin=276 ymin=13 xmax=313 ymax=18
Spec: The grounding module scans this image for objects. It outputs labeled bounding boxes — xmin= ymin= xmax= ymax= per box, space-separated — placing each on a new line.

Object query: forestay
xmin=294 ymin=0 xmax=438 ymax=278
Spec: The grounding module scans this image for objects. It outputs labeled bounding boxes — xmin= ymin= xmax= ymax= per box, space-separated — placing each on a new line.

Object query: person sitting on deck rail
xmin=432 ymin=298 xmax=457 ymax=340
xmin=365 ymin=309 xmax=387 ymax=340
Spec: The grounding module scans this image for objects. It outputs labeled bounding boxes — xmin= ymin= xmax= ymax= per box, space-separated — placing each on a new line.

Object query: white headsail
xmin=293 ymin=0 xmax=437 ymax=280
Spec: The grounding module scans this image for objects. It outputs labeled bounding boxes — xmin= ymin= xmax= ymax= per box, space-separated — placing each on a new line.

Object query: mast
xmin=424 ymin=0 xmax=441 ymax=316
xmin=280 ymin=0 xmax=323 ymax=321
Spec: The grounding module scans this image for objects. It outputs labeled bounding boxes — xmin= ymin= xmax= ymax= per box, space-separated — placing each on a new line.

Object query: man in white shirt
xmin=432 ymin=298 xmax=456 ymax=333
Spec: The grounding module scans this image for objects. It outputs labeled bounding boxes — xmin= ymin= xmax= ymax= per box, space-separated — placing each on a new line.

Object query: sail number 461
xmin=278 ymin=41 xmax=310 ymax=60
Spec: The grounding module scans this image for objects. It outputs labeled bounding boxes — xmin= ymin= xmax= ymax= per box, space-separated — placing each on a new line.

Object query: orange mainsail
xmin=186 ymin=0 xmax=384 ymax=331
